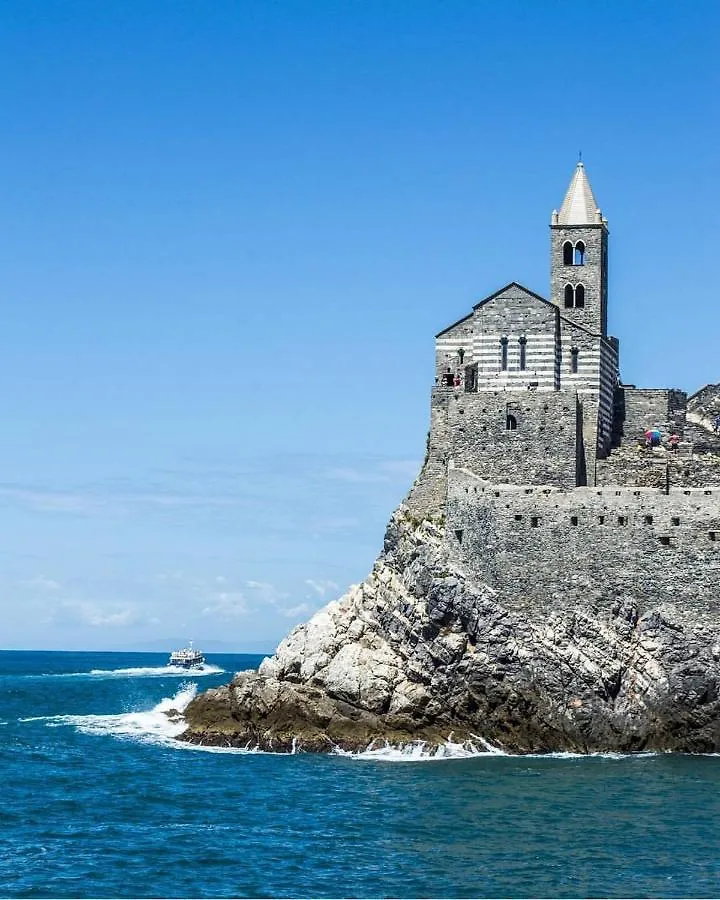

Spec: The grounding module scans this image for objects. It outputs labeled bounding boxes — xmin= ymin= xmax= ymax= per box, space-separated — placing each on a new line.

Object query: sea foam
xmin=46 ymin=664 xmax=225 ymax=679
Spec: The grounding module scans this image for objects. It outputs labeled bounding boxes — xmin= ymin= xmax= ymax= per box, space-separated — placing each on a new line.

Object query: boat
xmin=168 ymin=641 xmax=205 ymax=669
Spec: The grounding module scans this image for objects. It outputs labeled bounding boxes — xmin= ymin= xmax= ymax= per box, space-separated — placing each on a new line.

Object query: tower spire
xmin=557 ymin=161 xmax=601 ymax=225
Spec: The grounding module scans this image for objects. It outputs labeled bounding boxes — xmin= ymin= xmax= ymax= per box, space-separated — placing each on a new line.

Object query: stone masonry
xmin=408 ymin=162 xmax=720 ymax=602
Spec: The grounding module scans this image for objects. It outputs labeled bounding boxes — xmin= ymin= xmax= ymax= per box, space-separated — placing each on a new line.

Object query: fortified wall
xmin=406 ymin=162 xmax=720 ymax=611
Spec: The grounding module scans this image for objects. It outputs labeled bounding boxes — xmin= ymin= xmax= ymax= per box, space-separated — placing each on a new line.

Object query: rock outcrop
xmin=181 ymin=503 xmax=720 ymax=754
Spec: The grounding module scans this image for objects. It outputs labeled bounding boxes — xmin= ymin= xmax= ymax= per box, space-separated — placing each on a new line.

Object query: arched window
xmin=571 ymin=348 xmax=579 ymax=374
xmin=563 ymin=241 xmax=573 ymax=265
xmin=500 ymin=337 xmax=508 ymax=371
xmin=564 ymin=284 xmax=574 ymax=308
xmin=519 ymin=336 xmax=527 ymax=371
xmin=458 ymin=348 xmax=465 ymax=364
xmin=575 ymin=284 xmax=585 ymax=308
xmin=506 ymin=414 xmax=518 ymax=431
xmin=574 ymin=241 xmax=585 ymax=265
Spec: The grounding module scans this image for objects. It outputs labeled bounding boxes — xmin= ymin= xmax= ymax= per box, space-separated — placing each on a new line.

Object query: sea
xmin=1 ymin=650 xmax=719 ymax=899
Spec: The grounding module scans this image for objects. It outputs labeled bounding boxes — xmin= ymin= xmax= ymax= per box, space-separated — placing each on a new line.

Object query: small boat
xmin=168 ymin=641 xmax=205 ymax=669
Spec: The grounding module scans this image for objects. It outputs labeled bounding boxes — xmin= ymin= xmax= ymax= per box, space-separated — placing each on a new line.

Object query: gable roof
xmin=436 ymin=282 xmax=551 ymax=337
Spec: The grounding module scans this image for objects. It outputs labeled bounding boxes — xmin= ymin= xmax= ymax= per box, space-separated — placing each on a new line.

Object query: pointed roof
xmin=556 ymin=162 xmax=602 ymax=225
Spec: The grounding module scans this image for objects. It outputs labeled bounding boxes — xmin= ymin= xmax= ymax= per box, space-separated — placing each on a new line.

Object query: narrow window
xmin=571 ymin=348 xmax=579 ymax=374
xmin=506 ymin=414 xmax=518 ymax=431
xmin=454 ymin=529 xmax=464 ymax=544
xmin=645 ymin=515 xmax=654 ymax=525
xmin=563 ymin=241 xmax=573 ymax=265
xmin=464 ymin=363 xmax=478 ymax=393
xmin=530 ymin=516 xmax=539 ymax=528
xmin=500 ymin=337 xmax=508 ymax=371
xmin=574 ymin=241 xmax=585 ymax=265
xmin=519 ymin=336 xmax=527 ymax=371
xmin=598 ymin=515 xmax=605 ymax=525
xmin=458 ymin=348 xmax=465 ymax=364
xmin=564 ymin=284 xmax=574 ymax=308
xmin=571 ymin=515 xmax=578 ymax=526
xmin=575 ymin=284 xmax=585 ymax=308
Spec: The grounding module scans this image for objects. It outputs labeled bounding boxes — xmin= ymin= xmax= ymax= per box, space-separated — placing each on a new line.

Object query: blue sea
xmin=1 ymin=651 xmax=719 ymax=898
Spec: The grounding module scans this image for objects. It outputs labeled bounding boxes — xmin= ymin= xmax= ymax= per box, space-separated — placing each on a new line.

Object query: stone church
xmin=428 ymin=162 xmax=718 ymax=491
xmin=407 ymin=163 xmax=720 ymax=608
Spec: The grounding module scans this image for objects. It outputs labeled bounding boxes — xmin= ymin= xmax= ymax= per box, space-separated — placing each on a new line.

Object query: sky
xmin=0 ymin=0 xmax=718 ymax=651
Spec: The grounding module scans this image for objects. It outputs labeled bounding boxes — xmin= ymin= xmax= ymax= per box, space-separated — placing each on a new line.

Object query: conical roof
xmin=557 ymin=162 xmax=601 ymax=225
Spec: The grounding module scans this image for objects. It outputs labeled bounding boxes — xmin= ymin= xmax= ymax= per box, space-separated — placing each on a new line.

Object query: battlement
xmin=446 ymin=467 xmax=720 ymax=615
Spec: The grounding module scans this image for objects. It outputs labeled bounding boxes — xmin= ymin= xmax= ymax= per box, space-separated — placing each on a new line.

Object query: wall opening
xmin=571 ymin=348 xmax=579 ymax=374
xmin=672 ymin=517 xmax=680 ymax=526
xmin=659 ymin=535 xmax=671 ymax=546
xmin=710 ymin=531 xmax=717 ymax=542
xmin=564 ymin=284 xmax=574 ymax=308
xmin=519 ymin=336 xmax=527 ymax=371
xmin=575 ymin=284 xmax=585 ymax=308
xmin=441 ymin=368 xmax=454 ymax=386
xmin=618 ymin=516 xmax=627 ymax=526
xmin=464 ymin=363 xmax=478 ymax=393
xmin=574 ymin=241 xmax=586 ymax=265
xmin=598 ymin=515 xmax=605 ymax=525
xmin=645 ymin=515 xmax=654 ymax=525
xmin=458 ymin=348 xmax=465 ymax=364
xmin=531 ymin=516 xmax=539 ymax=527
xmin=454 ymin=529 xmax=463 ymax=544
xmin=563 ymin=241 xmax=573 ymax=265
xmin=571 ymin=515 xmax=579 ymax=526
xmin=500 ymin=337 xmax=508 ymax=371
xmin=506 ymin=414 xmax=518 ymax=431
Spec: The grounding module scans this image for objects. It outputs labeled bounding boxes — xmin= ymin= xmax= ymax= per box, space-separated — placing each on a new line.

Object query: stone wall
xmin=447 ymin=389 xmax=580 ymax=490
xmin=614 ymin=387 xmax=687 ymax=446
xmin=446 ymin=467 xmax=720 ymax=615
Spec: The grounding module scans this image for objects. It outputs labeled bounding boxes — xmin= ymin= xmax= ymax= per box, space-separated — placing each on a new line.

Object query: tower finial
xmin=578 ymin=150 xmax=583 ymax=164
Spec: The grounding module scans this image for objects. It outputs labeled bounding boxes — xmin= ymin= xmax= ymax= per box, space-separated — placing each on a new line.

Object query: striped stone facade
xmin=432 ymin=163 xmax=620 ymax=487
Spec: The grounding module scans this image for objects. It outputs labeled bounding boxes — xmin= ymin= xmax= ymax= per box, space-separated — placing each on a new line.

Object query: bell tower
xmin=550 ymin=162 xmax=608 ymax=336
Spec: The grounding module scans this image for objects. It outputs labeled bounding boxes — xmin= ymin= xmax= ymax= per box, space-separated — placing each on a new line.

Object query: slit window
xmin=571 ymin=348 xmax=579 ymax=374
xmin=519 ymin=336 xmax=527 ymax=371
xmin=458 ymin=349 xmax=465 ymax=364
xmin=454 ymin=529 xmax=463 ymax=544
xmin=500 ymin=337 xmax=508 ymax=371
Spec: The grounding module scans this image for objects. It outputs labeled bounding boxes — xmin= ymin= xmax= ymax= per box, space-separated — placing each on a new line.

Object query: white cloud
xmin=245 ymin=580 xmax=288 ymax=605
xmin=305 ymin=578 xmax=339 ymax=598
xmin=54 ymin=600 xmax=141 ymax=628
xmin=17 ymin=576 xmax=62 ymax=592
xmin=201 ymin=591 xmax=248 ymax=620
xmin=281 ymin=602 xmax=310 ymax=619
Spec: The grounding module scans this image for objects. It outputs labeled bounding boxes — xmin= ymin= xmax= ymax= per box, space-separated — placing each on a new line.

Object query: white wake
xmin=47 ymin=664 xmax=225 ymax=679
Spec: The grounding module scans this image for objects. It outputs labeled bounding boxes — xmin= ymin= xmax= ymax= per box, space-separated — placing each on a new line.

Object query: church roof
xmin=556 ymin=162 xmax=601 ymax=225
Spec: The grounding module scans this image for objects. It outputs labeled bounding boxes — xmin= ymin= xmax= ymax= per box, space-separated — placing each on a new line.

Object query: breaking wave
xmin=20 ymin=684 xmax=198 ymax=747
xmin=334 ymin=735 xmax=507 ymax=761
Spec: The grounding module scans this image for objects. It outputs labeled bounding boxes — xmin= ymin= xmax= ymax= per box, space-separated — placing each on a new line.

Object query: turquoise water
xmin=1 ymin=651 xmax=719 ymax=898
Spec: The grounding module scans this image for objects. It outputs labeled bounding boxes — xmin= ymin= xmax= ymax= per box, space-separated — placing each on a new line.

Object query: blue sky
xmin=0 ymin=0 xmax=718 ymax=650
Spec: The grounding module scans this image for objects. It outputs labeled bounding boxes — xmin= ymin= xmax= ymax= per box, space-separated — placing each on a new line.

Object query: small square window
xmin=571 ymin=516 xmax=579 ymax=526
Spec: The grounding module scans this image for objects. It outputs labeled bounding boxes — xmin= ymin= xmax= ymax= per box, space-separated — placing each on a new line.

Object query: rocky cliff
xmin=180 ymin=501 xmax=720 ymax=754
